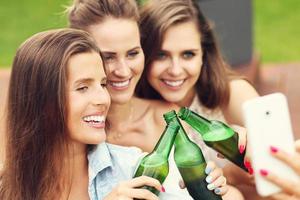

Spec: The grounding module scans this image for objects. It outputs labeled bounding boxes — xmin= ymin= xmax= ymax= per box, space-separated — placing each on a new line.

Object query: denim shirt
xmin=88 ymin=143 xmax=193 ymax=200
xmin=88 ymin=143 xmax=142 ymax=200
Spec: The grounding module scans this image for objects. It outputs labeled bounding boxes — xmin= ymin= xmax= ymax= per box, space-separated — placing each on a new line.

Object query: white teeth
xmin=83 ymin=115 xmax=105 ymax=123
xmin=163 ymin=80 xmax=184 ymax=87
xmin=110 ymin=80 xmax=130 ymax=87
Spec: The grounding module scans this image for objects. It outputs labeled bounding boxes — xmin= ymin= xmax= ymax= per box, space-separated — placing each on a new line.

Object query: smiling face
xmin=147 ymin=21 xmax=203 ymax=106
xmin=89 ymin=18 xmax=144 ymax=104
xmin=67 ymin=51 xmax=110 ymax=145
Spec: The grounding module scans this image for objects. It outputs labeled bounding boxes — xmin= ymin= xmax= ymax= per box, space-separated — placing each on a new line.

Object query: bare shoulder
xmin=229 ymin=79 xmax=259 ymax=98
xmin=223 ymin=79 xmax=259 ymax=125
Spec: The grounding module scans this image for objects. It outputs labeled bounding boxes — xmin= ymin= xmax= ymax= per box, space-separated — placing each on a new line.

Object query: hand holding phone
xmin=242 ymin=93 xmax=300 ymax=196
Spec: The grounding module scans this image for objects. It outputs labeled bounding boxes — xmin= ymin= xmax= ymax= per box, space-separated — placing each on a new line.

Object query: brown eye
xmin=76 ymin=86 xmax=88 ymax=92
xmin=156 ymin=51 xmax=167 ymax=60
xmin=182 ymin=51 xmax=195 ymax=59
xmin=128 ymin=50 xmax=139 ymax=58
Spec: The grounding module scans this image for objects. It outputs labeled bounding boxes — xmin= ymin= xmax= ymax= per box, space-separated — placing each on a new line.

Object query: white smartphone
xmin=242 ymin=93 xmax=300 ymax=196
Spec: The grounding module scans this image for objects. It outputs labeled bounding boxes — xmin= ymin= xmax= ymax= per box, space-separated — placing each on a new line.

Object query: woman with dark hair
xmin=136 ymin=0 xmax=261 ymax=198
xmin=0 ymin=28 xmax=163 ymax=200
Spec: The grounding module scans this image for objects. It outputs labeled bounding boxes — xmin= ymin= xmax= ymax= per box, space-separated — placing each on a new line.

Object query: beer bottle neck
xmin=175 ymin=126 xmax=192 ymax=147
xmin=178 ymin=107 xmax=211 ymax=135
xmin=153 ymin=122 xmax=179 ymax=158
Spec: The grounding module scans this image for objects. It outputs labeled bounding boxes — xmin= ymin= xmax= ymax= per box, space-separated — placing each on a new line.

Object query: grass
xmin=254 ymin=0 xmax=300 ymax=63
xmin=0 ymin=0 xmax=299 ymax=68
xmin=0 ymin=0 xmax=69 ymax=68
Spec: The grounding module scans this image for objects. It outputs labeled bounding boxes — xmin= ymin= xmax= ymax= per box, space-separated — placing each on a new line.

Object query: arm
xmin=221 ymin=80 xmax=258 ymax=188
xmin=223 ymin=79 xmax=259 ymax=125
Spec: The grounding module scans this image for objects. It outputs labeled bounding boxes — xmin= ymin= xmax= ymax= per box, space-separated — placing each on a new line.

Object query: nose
xmin=92 ymin=86 xmax=111 ymax=108
xmin=112 ymin=59 xmax=131 ymax=78
xmin=167 ymin=57 xmax=183 ymax=76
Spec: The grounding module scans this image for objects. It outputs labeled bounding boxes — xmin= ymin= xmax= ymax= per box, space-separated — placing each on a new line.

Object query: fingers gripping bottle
xmin=164 ymin=110 xmax=222 ymax=200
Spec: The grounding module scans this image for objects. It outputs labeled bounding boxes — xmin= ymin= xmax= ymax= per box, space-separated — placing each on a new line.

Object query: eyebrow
xmin=74 ymin=78 xmax=93 ymax=85
xmin=101 ymin=46 xmax=141 ymax=54
xmin=160 ymin=48 xmax=200 ymax=52
xmin=74 ymin=77 xmax=107 ymax=84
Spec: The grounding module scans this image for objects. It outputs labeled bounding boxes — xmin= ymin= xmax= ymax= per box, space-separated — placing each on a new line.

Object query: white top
xmin=187 ymin=95 xmax=230 ymax=167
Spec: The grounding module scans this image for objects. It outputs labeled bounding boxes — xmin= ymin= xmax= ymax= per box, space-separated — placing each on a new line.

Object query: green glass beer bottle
xmin=164 ymin=110 xmax=222 ymax=200
xmin=178 ymin=107 xmax=247 ymax=171
xmin=133 ymin=121 xmax=179 ymax=196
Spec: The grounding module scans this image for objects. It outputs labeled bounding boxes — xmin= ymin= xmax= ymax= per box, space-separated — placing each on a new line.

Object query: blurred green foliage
xmin=0 ymin=0 xmax=299 ymax=67
xmin=0 ymin=0 xmax=69 ymax=67
xmin=254 ymin=0 xmax=300 ymax=63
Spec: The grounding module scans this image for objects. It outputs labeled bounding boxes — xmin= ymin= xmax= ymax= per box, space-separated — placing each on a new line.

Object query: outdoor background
xmin=1 ymin=0 xmax=300 ymax=192
xmin=0 ymin=0 xmax=300 ymax=67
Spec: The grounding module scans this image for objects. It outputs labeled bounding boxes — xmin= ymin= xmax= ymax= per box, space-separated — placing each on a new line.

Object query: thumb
xmin=178 ymin=180 xmax=186 ymax=189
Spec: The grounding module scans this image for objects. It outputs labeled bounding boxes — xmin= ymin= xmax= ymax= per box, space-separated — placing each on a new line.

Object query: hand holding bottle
xmin=104 ymin=176 xmax=164 ymax=200
xmin=178 ymin=161 xmax=228 ymax=195
xmin=220 ymin=124 xmax=254 ymax=174
xmin=260 ymin=140 xmax=300 ymax=199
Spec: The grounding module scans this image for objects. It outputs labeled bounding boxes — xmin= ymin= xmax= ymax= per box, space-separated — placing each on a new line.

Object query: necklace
xmin=110 ymin=105 xmax=134 ymax=141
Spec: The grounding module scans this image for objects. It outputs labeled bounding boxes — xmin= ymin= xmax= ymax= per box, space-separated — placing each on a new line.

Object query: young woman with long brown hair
xmin=0 ymin=28 xmax=164 ymax=200
xmin=136 ymin=0 xmax=261 ymax=199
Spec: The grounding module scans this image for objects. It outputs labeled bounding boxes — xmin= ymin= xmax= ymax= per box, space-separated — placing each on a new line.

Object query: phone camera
xmin=265 ymin=111 xmax=271 ymax=116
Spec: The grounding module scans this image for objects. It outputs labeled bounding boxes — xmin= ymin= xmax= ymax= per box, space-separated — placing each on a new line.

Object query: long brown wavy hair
xmin=136 ymin=0 xmax=238 ymax=109
xmin=0 ymin=28 xmax=100 ymax=200
xmin=67 ymin=0 xmax=139 ymax=30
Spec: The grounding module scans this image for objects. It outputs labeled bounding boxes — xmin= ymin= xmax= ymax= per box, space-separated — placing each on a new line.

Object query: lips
xmin=162 ymin=79 xmax=185 ymax=88
xmin=82 ymin=115 xmax=106 ymax=129
xmin=108 ymin=79 xmax=131 ymax=90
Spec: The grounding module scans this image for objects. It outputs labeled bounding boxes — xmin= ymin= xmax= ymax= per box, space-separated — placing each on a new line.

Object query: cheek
xmin=188 ymin=59 xmax=202 ymax=76
xmin=132 ymin=57 xmax=145 ymax=75
xmin=103 ymin=63 xmax=114 ymax=75
xmin=147 ymin=62 xmax=164 ymax=81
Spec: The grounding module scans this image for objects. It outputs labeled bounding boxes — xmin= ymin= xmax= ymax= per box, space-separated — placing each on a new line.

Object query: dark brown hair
xmin=0 ymin=28 xmax=100 ymax=200
xmin=67 ymin=0 xmax=139 ymax=30
xmin=136 ymin=0 xmax=237 ymax=108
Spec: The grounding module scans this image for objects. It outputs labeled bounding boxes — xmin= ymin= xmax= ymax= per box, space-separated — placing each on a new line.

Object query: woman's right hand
xmin=260 ymin=140 xmax=300 ymax=200
xmin=104 ymin=176 xmax=164 ymax=200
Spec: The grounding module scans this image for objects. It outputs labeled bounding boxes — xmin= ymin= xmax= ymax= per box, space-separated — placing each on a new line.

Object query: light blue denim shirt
xmin=88 ymin=143 xmax=194 ymax=200
xmin=88 ymin=143 xmax=142 ymax=200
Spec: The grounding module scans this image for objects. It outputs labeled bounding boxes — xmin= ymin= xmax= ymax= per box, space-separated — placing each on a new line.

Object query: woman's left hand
xmin=204 ymin=161 xmax=228 ymax=196
xmin=178 ymin=161 xmax=228 ymax=196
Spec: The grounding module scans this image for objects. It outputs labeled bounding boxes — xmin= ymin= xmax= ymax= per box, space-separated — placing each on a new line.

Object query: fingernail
xmin=244 ymin=160 xmax=251 ymax=168
xmin=214 ymin=188 xmax=221 ymax=194
xmin=205 ymin=166 xmax=211 ymax=175
xmin=248 ymin=167 xmax=254 ymax=175
xmin=205 ymin=176 xmax=213 ymax=183
xmin=260 ymin=169 xmax=268 ymax=176
xmin=161 ymin=186 xmax=165 ymax=192
xmin=207 ymin=183 xmax=216 ymax=190
xmin=270 ymin=146 xmax=278 ymax=153
xmin=239 ymin=145 xmax=245 ymax=154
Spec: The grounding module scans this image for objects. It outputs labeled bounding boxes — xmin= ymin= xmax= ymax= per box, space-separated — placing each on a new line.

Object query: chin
xmin=111 ymin=95 xmax=133 ymax=104
xmin=163 ymin=94 xmax=184 ymax=104
xmin=88 ymin=134 xmax=106 ymax=145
